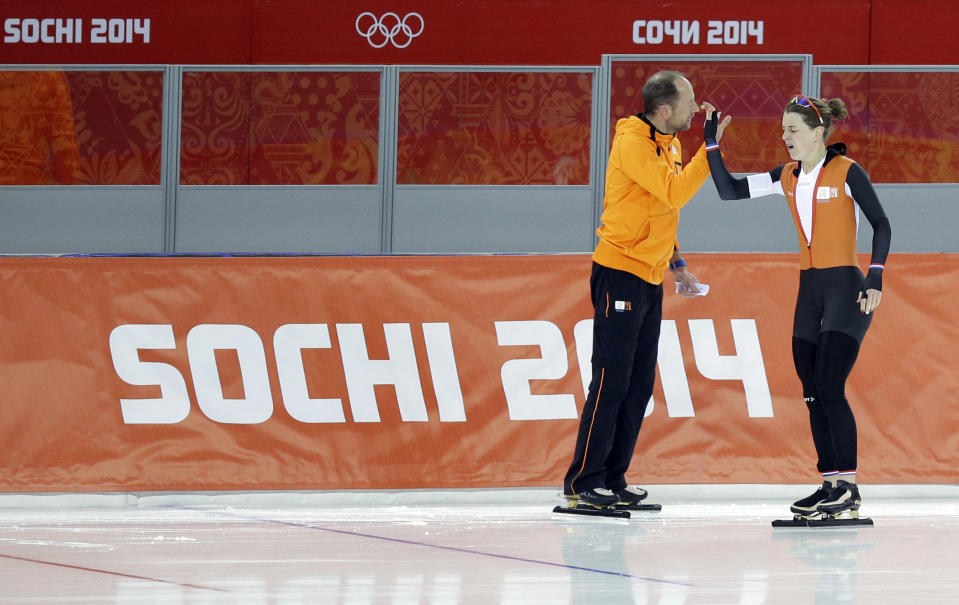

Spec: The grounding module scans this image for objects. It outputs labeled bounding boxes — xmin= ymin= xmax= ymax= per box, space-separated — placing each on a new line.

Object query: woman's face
xmin=781 ymin=111 xmax=824 ymax=163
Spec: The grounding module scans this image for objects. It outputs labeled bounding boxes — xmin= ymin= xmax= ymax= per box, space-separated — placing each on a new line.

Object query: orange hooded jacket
xmin=592 ymin=114 xmax=710 ymax=285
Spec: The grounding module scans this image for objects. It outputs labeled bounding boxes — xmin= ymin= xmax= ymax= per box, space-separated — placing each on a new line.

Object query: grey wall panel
xmin=4 ymin=183 xmax=956 ymax=256
xmin=392 ymin=186 xmax=594 ymax=254
xmin=0 ymin=188 xmax=164 ymax=254
xmin=677 ymin=185 xmax=798 ymax=253
xmin=676 ymin=182 xmax=959 ymax=254
xmin=174 ymin=187 xmax=381 ymax=254
xmin=867 ymin=185 xmax=958 ymax=253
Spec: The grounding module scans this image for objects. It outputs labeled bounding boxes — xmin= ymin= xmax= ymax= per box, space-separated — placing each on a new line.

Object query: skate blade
xmin=816 ymin=506 xmax=862 ymax=517
xmin=807 ymin=515 xmax=873 ymax=528
xmin=552 ymin=505 xmax=630 ymax=519
xmin=614 ymin=502 xmax=662 ymax=512
xmin=773 ymin=515 xmax=873 ymax=528
xmin=773 ymin=511 xmax=828 ymax=528
xmin=772 ymin=518 xmax=813 ymax=528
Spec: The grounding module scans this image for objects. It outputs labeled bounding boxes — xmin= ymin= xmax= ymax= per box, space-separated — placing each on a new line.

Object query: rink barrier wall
xmin=1 ymin=253 xmax=956 ymax=492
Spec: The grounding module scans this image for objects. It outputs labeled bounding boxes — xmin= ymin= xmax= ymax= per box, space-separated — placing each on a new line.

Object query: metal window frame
xmin=171 ymin=65 xmax=387 ymax=252
xmin=813 ymin=63 xmax=959 ymax=96
xmin=0 ymin=64 xmax=170 ymax=253
xmin=13 ymin=57 xmax=959 ymax=255
xmin=814 ymin=64 xmax=959 ymax=186
xmin=389 ymin=64 xmax=600 ymax=254
xmin=596 ymin=54 xmax=814 ymax=233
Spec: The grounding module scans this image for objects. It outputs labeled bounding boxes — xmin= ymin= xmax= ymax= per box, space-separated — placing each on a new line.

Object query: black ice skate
xmin=817 ymin=479 xmax=861 ymax=514
xmin=790 ymin=481 xmax=834 ymax=516
xmin=577 ymin=487 xmax=619 ymax=507
xmin=773 ymin=480 xmax=874 ymax=528
xmin=813 ymin=480 xmax=872 ymax=526
xmin=553 ymin=488 xmax=630 ymax=519
xmin=614 ymin=485 xmax=662 ymax=512
xmin=773 ymin=481 xmax=832 ymax=527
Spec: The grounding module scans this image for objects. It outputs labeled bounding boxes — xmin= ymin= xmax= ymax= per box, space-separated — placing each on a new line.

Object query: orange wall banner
xmin=0 ymin=253 xmax=956 ymax=492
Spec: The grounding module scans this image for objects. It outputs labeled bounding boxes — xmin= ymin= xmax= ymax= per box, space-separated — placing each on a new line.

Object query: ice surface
xmin=0 ymin=486 xmax=957 ymax=603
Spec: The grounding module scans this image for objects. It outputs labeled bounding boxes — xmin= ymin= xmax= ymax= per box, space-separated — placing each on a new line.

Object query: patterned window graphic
xmin=397 ymin=71 xmax=592 ymax=185
xmin=0 ymin=70 xmax=163 ymax=185
xmin=179 ymin=71 xmax=380 ymax=185
xmin=609 ymin=61 xmax=804 ymax=173
xmin=821 ymin=71 xmax=959 ymax=183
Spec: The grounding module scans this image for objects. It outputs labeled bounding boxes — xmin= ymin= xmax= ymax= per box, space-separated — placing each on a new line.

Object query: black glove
xmin=704 ymin=111 xmax=719 ymax=145
xmin=860 ymin=267 xmax=883 ymax=296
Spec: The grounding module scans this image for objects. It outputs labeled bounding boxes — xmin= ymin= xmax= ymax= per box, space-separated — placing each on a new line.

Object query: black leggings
xmin=791 ymin=267 xmax=872 ymax=473
xmin=792 ymin=333 xmax=861 ymax=472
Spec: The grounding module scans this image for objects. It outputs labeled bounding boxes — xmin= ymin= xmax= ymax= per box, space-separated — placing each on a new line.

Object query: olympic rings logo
xmin=355 ymin=12 xmax=424 ymax=49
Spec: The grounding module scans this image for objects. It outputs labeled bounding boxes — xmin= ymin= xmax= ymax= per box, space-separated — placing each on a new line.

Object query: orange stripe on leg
xmin=570 ymin=367 xmax=605 ymax=494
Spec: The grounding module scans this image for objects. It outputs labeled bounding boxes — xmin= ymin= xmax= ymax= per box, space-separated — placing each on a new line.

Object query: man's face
xmin=664 ymin=77 xmax=699 ymax=133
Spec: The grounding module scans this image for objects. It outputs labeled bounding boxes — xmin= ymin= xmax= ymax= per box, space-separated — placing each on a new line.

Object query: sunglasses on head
xmin=790 ymin=95 xmax=824 ymax=125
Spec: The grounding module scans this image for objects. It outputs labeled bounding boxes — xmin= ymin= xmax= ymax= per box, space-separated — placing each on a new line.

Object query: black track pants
xmin=564 ymin=263 xmax=662 ymax=495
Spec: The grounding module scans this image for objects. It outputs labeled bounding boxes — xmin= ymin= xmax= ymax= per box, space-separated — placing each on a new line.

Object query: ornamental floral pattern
xmin=0 ymin=70 xmax=162 ymax=185
xmin=821 ymin=71 xmax=959 ymax=183
xmin=180 ymin=71 xmax=380 ymax=185
xmin=610 ymin=61 xmax=805 ymax=174
xmin=397 ymin=71 xmax=592 ymax=185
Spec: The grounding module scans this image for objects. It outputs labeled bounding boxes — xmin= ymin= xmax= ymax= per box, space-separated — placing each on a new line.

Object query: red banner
xmin=3 ymin=0 xmax=934 ymax=66
xmin=0 ymin=0 xmax=250 ymax=64
xmin=0 ymin=253 xmax=956 ymax=492
xmin=251 ymin=1 xmax=870 ymax=66
xmin=870 ymin=0 xmax=959 ymax=64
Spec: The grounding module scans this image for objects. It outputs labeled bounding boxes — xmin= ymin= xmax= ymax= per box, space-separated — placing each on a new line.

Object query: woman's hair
xmin=786 ymin=96 xmax=849 ymax=139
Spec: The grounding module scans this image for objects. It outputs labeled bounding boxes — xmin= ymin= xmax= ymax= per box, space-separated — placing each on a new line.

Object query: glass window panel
xmin=821 ymin=71 xmax=959 ymax=183
xmin=180 ymin=71 xmax=380 ymax=185
xmin=397 ymin=71 xmax=592 ymax=185
xmin=0 ymin=70 xmax=162 ymax=185
xmin=610 ymin=61 xmax=804 ymax=173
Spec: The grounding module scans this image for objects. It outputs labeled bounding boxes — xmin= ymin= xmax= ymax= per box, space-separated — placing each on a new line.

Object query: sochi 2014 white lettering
xmin=2 ymin=18 xmax=150 ymax=44
xmin=109 ymin=319 xmax=773 ymax=425
xmin=632 ymin=20 xmax=763 ymax=45
xmin=110 ymin=322 xmax=465 ymax=425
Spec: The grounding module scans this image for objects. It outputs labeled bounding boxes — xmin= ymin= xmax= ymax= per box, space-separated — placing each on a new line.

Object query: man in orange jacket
xmin=563 ymin=70 xmax=730 ymax=509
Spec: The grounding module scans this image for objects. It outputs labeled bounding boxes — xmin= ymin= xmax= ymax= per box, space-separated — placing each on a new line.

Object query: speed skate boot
xmin=789 ymin=481 xmax=833 ymax=518
xmin=614 ymin=485 xmax=648 ymax=505
xmin=574 ymin=487 xmax=619 ymax=508
xmin=554 ymin=487 xmax=630 ymax=518
xmin=613 ymin=485 xmax=662 ymax=512
xmin=817 ymin=480 xmax=862 ymax=518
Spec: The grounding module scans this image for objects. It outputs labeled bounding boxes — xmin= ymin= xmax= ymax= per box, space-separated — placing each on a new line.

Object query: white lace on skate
xmin=827 ymin=491 xmax=853 ymax=505
xmin=622 ymin=486 xmax=647 ymax=497
xmin=565 ymin=487 xmax=616 ymax=503
xmin=820 ymin=486 xmax=857 ymax=509
xmin=817 ymin=483 xmax=862 ymax=519
xmin=567 ymin=487 xmax=620 ymax=508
